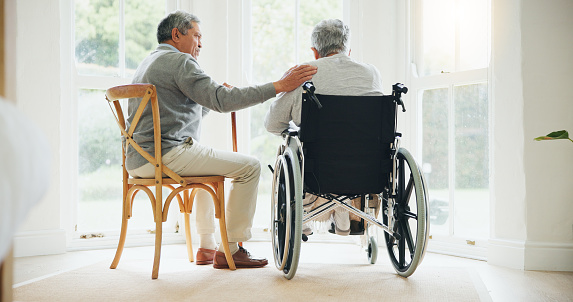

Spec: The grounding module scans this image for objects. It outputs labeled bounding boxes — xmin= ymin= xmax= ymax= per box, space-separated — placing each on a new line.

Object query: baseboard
xmin=67 ymin=232 xmax=186 ymax=251
xmin=524 ymin=241 xmax=573 ymax=271
xmin=488 ymin=239 xmax=573 ymax=271
xmin=427 ymin=239 xmax=488 ymax=261
xmin=13 ymin=229 xmax=66 ymax=257
xmin=488 ymin=238 xmax=525 ymax=269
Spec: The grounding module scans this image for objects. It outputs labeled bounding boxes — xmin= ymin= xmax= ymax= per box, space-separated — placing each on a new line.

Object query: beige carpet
xmin=14 ymin=258 xmax=484 ymax=302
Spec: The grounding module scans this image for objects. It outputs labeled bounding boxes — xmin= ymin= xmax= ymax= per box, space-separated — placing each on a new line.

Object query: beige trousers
xmin=128 ymin=139 xmax=261 ymax=242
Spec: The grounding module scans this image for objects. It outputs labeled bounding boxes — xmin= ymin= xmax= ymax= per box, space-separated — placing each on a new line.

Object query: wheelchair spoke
xmin=403 ymin=210 xmax=417 ymax=220
xmin=404 ymin=174 xmax=414 ymax=205
xmin=401 ymin=220 xmax=415 ymax=258
xmin=398 ymin=223 xmax=406 ymax=267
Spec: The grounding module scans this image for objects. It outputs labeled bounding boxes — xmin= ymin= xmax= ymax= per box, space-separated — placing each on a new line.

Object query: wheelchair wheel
xmin=384 ymin=148 xmax=429 ymax=277
xmin=271 ymin=146 xmax=303 ymax=280
xmin=367 ymin=236 xmax=378 ymax=264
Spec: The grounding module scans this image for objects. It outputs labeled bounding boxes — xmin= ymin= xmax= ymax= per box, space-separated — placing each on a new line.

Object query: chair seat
xmin=128 ymin=175 xmax=225 ymax=186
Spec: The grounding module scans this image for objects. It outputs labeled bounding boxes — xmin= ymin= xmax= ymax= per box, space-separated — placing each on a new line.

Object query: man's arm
xmin=264 ymin=87 xmax=303 ymax=136
xmin=176 ymin=57 xmax=316 ymax=113
xmin=272 ymin=65 xmax=318 ymax=94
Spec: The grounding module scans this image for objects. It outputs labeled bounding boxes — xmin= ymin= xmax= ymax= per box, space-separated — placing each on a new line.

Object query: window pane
xmin=298 ymin=0 xmax=344 ymax=63
xmin=250 ymin=0 xmax=295 ymax=228
xmin=249 ymin=1 xmax=343 ymax=229
xmin=77 ymin=90 xmax=181 ymax=233
xmin=459 ymin=0 xmax=489 ymax=70
xmin=75 ymin=0 xmax=120 ymax=76
xmin=252 ymin=0 xmax=296 ymax=83
xmin=420 ymin=0 xmax=455 ymax=76
xmin=453 ymin=83 xmax=489 ymax=238
xmin=421 ymin=88 xmax=450 ymax=235
xmin=125 ymin=0 xmax=165 ymax=77
xmin=77 ymin=89 xmax=124 ymax=231
xmin=418 ymin=0 xmax=489 ymax=76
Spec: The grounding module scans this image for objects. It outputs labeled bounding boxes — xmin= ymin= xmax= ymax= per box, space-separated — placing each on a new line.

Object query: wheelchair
xmin=270 ymin=82 xmax=429 ymax=280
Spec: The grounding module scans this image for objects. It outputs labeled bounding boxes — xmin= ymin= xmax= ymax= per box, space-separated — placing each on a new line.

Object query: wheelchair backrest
xmin=299 ymin=94 xmax=397 ymax=195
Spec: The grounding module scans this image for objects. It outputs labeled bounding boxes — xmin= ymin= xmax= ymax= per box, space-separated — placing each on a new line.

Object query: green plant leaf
xmin=534 ymin=130 xmax=570 ymax=141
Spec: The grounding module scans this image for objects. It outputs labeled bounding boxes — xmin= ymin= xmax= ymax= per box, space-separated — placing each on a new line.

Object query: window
xmin=415 ymin=0 xmax=489 ymax=76
xmin=246 ymin=0 xmax=344 ymax=230
xmin=72 ymin=0 xmax=177 ymax=236
xmin=67 ymin=0 xmax=348 ymax=242
xmin=411 ymin=0 xmax=491 ymax=249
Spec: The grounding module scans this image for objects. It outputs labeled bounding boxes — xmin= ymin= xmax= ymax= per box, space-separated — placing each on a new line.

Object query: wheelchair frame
xmin=270 ymin=83 xmax=430 ymax=280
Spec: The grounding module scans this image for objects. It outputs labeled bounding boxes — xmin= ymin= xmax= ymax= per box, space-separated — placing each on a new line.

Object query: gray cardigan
xmin=126 ymin=44 xmax=276 ymax=170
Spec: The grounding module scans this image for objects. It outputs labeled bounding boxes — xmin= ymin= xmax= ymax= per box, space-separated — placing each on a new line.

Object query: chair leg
xmin=184 ymin=213 xmax=194 ymax=262
xmin=152 ymin=220 xmax=162 ymax=279
xmin=216 ymin=181 xmax=236 ymax=270
xmin=110 ymin=213 xmax=129 ymax=269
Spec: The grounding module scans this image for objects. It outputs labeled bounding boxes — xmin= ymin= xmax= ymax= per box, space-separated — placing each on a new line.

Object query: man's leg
xmin=167 ymin=142 xmax=260 ymax=243
xmin=166 ymin=141 xmax=267 ymax=268
xmin=194 ymin=189 xmax=216 ymax=248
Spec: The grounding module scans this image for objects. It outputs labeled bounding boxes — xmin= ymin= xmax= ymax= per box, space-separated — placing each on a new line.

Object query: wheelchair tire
xmin=383 ymin=148 xmax=429 ymax=277
xmin=271 ymin=146 xmax=303 ymax=280
xmin=367 ymin=236 xmax=378 ymax=264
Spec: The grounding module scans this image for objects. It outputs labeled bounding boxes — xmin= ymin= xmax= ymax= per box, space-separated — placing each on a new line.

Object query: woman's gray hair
xmin=311 ymin=19 xmax=350 ymax=58
xmin=156 ymin=10 xmax=201 ymax=43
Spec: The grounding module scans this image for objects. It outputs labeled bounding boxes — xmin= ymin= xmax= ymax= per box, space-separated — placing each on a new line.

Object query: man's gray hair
xmin=311 ymin=19 xmax=350 ymax=58
xmin=157 ymin=10 xmax=200 ymax=43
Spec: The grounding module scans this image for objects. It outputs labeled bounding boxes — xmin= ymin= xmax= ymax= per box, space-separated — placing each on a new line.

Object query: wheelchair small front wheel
xmin=270 ymin=147 xmax=303 ymax=280
xmin=384 ymin=148 xmax=429 ymax=277
xmin=367 ymin=236 xmax=378 ymax=264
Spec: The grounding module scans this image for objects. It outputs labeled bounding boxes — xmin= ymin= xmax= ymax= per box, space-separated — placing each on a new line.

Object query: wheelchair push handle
xmin=302 ymin=81 xmax=323 ymax=109
xmin=393 ymin=83 xmax=408 ymax=94
xmin=392 ymin=83 xmax=408 ymax=112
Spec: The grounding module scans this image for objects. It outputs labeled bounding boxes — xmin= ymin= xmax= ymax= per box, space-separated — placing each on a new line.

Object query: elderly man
xmin=126 ymin=10 xmax=317 ymax=269
xmin=264 ymin=19 xmax=383 ymax=236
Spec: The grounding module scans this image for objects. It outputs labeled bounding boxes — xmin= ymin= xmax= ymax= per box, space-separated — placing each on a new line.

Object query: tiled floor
xmin=13 ymin=241 xmax=573 ymax=301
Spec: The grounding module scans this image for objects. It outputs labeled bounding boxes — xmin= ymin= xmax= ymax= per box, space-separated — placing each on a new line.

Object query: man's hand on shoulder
xmin=273 ymin=65 xmax=318 ymax=94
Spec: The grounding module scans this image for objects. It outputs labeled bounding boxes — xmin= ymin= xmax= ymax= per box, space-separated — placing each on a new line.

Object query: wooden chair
xmin=105 ymin=84 xmax=236 ymax=279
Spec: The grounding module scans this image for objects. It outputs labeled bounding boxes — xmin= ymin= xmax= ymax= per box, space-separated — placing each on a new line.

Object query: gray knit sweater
xmin=126 ymin=44 xmax=276 ymax=170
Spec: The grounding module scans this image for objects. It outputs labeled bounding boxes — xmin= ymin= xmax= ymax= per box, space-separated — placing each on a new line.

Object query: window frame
xmin=61 ymin=0 xmax=185 ymax=249
xmin=407 ymin=0 xmax=492 ymax=258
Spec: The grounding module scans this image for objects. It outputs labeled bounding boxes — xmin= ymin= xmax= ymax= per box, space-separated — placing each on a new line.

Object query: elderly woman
xmin=264 ymin=19 xmax=384 ymax=236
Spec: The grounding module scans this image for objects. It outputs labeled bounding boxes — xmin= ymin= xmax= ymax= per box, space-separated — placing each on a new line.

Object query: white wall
xmin=488 ymin=0 xmax=528 ymax=268
xmin=489 ymin=0 xmax=573 ymax=270
xmin=8 ymin=0 xmax=66 ymax=257
xmin=520 ymin=0 xmax=573 ymax=270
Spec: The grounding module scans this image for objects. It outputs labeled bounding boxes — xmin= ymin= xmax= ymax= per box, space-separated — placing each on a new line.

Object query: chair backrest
xmin=299 ymin=93 xmax=397 ymax=195
xmin=105 ymin=84 xmax=186 ymax=186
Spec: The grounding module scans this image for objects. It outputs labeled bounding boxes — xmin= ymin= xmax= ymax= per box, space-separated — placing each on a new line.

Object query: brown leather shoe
xmin=213 ymin=246 xmax=268 ymax=269
xmin=196 ymin=248 xmax=216 ymax=265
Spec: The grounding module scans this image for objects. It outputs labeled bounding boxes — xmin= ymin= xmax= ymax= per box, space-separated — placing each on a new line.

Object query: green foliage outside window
xmin=75 ymin=0 xmax=164 ymax=75
xmin=250 ymin=0 xmax=343 ymax=196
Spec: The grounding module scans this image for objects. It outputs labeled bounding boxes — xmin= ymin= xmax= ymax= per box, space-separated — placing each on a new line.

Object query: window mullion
xmin=76 ymin=75 xmax=131 ymax=90
xmin=454 ymin=0 xmax=461 ymax=71
xmin=119 ymin=0 xmax=126 ymax=77
xmin=294 ymin=0 xmax=300 ymax=64
xmin=448 ymin=84 xmax=455 ymax=237
xmin=411 ymin=68 xmax=487 ymax=88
